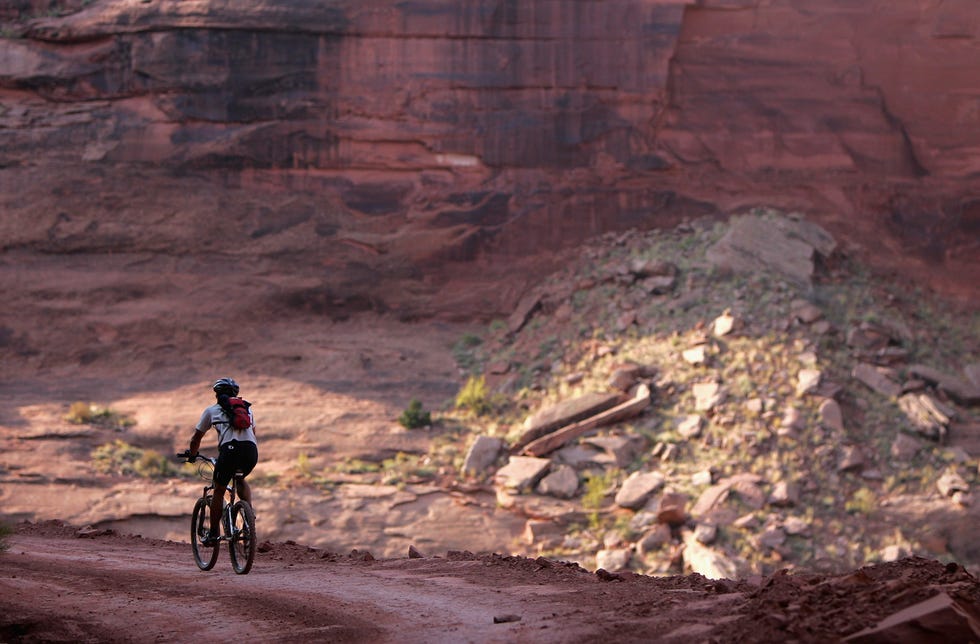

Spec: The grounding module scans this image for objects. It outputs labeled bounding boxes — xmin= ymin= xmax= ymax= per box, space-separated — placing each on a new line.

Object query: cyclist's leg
xmin=210 ymin=444 xmax=236 ymax=539
xmin=234 ymin=442 xmax=258 ymax=505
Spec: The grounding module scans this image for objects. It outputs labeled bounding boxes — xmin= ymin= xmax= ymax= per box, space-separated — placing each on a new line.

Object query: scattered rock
xmin=782 ymin=516 xmax=809 ymax=536
xmin=408 ymin=545 xmax=424 ymax=558
xmin=583 ymin=435 xmax=642 ymax=468
xmin=780 ymin=406 xmax=805 ymax=431
xmin=852 ymin=363 xmax=903 ymax=398
xmin=796 ymin=368 xmax=822 ymax=396
xmin=757 ymin=526 xmax=787 ymax=549
xmin=682 ymin=529 xmax=739 ymax=580
xmin=652 ymin=492 xmax=689 ymax=526
xmin=461 ymin=435 xmax=504 ymax=476
xmin=514 ymin=392 xmax=624 ymax=451
xmin=908 ymin=364 xmax=980 ymax=405
xmin=693 ymin=523 xmax=718 ymax=544
xmin=966 ymin=363 xmax=980 ymax=389
xmin=791 ymin=299 xmax=824 ymax=324
xmin=508 ymin=291 xmax=542 ymax=334
xmin=838 ymin=445 xmax=866 ymax=472
xmin=691 ymin=469 xmax=714 ymax=487
xmin=677 ymin=414 xmax=704 ymax=439
xmin=637 ymin=524 xmax=672 ymax=554
xmin=595 ymin=548 xmax=632 ymax=572
xmin=898 ymin=392 xmax=951 ymax=441
xmin=693 ymin=381 xmax=724 ymax=411
xmin=638 ymin=274 xmax=677 ymax=294
xmin=936 ymin=469 xmax=969 ymax=497
xmin=842 ymin=592 xmax=980 ymax=643
xmin=553 ymin=443 xmax=605 ymax=467
xmin=608 ymin=365 xmax=641 ymax=392
xmin=705 ymin=212 xmax=833 ymax=287
xmin=523 ymin=520 xmax=565 ymax=548
xmin=494 ymin=456 xmax=551 ymax=492
xmin=536 ymin=464 xmax=580 ymax=499
xmin=493 ymin=614 xmax=523 ymax=624
xmin=614 ymin=470 xmax=666 ymax=510
xmin=713 ymin=310 xmax=736 ymax=337
xmin=891 ymin=432 xmax=923 ymax=460
xmin=682 ymin=345 xmax=708 ymax=365
xmin=768 ymin=481 xmax=800 ymax=507
xmin=818 ymin=398 xmax=844 ymax=432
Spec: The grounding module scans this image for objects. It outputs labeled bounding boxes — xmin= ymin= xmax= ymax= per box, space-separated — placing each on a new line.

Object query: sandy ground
xmin=2 ymin=521 xmax=980 ymax=643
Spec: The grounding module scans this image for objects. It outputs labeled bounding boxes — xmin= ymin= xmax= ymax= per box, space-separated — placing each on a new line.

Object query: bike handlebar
xmin=175 ymin=450 xmax=216 ymax=465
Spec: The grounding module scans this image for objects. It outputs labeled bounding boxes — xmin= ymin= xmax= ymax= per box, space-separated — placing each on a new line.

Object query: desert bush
xmin=455 ymin=375 xmax=492 ymax=416
xmin=0 ymin=521 xmax=10 ymax=553
xmin=66 ymin=401 xmax=133 ymax=428
xmin=398 ymin=398 xmax=431 ymax=429
xmin=91 ymin=440 xmax=176 ymax=478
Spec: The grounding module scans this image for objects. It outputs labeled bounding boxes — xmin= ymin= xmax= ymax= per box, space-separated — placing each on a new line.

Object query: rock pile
xmin=458 ymin=212 xmax=980 ymax=578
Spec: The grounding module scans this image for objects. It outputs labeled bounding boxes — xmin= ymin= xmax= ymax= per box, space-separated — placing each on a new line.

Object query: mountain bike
xmin=176 ymin=450 xmax=256 ymax=574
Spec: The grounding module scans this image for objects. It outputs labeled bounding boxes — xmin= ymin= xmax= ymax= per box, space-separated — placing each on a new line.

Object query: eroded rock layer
xmin=1 ymin=0 xmax=977 ymax=320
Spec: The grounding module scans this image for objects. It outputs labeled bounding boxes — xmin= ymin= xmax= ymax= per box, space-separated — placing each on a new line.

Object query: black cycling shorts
xmin=213 ymin=440 xmax=258 ymax=489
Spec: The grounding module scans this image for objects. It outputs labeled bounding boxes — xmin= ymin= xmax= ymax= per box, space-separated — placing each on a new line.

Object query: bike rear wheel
xmin=228 ymin=500 xmax=256 ymax=574
xmin=191 ymin=496 xmax=220 ymax=570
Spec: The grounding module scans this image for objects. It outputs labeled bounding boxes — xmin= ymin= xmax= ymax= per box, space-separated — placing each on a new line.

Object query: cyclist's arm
xmin=188 ymin=429 xmax=205 ymax=459
xmin=188 ymin=407 xmax=213 ymax=458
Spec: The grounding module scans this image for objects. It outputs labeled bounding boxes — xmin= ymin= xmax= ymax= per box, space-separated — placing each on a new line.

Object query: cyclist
xmin=186 ymin=377 xmax=258 ymax=546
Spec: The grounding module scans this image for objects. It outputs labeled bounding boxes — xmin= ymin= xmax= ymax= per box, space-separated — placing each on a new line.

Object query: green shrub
xmin=455 ymin=375 xmax=492 ymax=416
xmin=845 ymin=487 xmax=877 ymax=515
xmin=67 ymin=401 xmax=133 ymax=428
xmin=0 ymin=521 xmax=11 ymax=553
xmin=92 ymin=440 xmax=176 ymax=478
xmin=398 ymin=399 xmax=431 ymax=429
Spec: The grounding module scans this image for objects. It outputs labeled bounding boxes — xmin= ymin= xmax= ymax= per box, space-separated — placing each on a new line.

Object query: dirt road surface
xmin=3 ymin=522 xmax=980 ymax=643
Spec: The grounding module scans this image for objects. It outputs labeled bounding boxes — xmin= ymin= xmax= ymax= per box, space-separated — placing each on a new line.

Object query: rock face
xmin=1 ymin=0 xmax=978 ymax=322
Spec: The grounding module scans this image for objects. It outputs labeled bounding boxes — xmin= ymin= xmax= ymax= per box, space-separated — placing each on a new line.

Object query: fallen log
xmin=521 ymin=384 xmax=651 ymax=457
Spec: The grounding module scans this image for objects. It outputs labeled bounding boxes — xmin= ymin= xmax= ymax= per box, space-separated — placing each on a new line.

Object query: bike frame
xmin=178 ymin=450 xmax=256 ymax=574
xmin=187 ymin=454 xmax=246 ymax=543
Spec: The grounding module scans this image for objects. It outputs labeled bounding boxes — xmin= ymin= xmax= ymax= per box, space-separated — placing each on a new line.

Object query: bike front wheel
xmin=191 ymin=496 xmax=220 ymax=570
xmin=228 ymin=500 xmax=256 ymax=575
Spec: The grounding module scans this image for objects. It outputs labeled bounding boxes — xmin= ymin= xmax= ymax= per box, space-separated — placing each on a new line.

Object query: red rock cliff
xmin=1 ymin=0 xmax=977 ymax=318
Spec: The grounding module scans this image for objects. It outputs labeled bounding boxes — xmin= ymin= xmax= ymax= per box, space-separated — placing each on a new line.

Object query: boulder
xmin=852 ymin=363 xmax=903 ymax=398
xmin=654 ymin=492 xmax=689 ymax=526
xmin=681 ymin=529 xmax=739 ymax=580
xmin=819 ymin=398 xmax=845 ymax=432
xmin=494 ymin=456 xmax=551 ymax=493
xmin=461 ymin=435 xmax=504 ymax=476
xmin=595 ymin=548 xmax=632 ymax=572
xmin=614 ymin=470 xmax=666 ymax=510
xmin=843 ymin=593 xmax=980 ymax=643
xmin=513 ymin=392 xmax=624 ymax=451
xmin=796 ymin=368 xmax=822 ymax=396
xmin=891 ymin=432 xmax=923 ymax=460
xmin=522 ymin=519 xmax=565 ymax=548
xmin=637 ymin=524 xmax=673 ymax=555
xmin=908 ymin=364 xmax=980 ymax=405
xmin=693 ymin=381 xmax=724 ymax=411
xmin=583 ymin=435 xmax=643 ymax=468
xmin=705 ymin=213 xmax=834 ymax=287
xmin=536 ymin=464 xmax=580 ymax=499
xmin=768 ymin=481 xmax=800 ymax=507
xmin=898 ymin=393 xmax=951 ymax=440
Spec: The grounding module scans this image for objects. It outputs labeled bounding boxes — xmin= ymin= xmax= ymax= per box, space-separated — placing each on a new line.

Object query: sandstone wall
xmin=0 ymin=0 xmax=977 ymax=317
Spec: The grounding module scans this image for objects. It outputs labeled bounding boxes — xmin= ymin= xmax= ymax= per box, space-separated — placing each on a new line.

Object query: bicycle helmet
xmin=212 ymin=377 xmax=240 ymax=397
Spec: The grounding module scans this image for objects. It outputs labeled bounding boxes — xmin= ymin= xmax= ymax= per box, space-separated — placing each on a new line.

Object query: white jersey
xmin=196 ymin=403 xmax=257 ymax=447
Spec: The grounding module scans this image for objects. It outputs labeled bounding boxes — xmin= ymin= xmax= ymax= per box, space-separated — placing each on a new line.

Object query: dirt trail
xmin=0 ymin=524 xmax=724 ymax=643
xmin=3 ymin=523 xmax=980 ymax=643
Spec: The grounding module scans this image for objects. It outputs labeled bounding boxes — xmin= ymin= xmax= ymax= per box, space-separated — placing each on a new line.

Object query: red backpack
xmin=225 ymin=397 xmax=252 ymax=430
